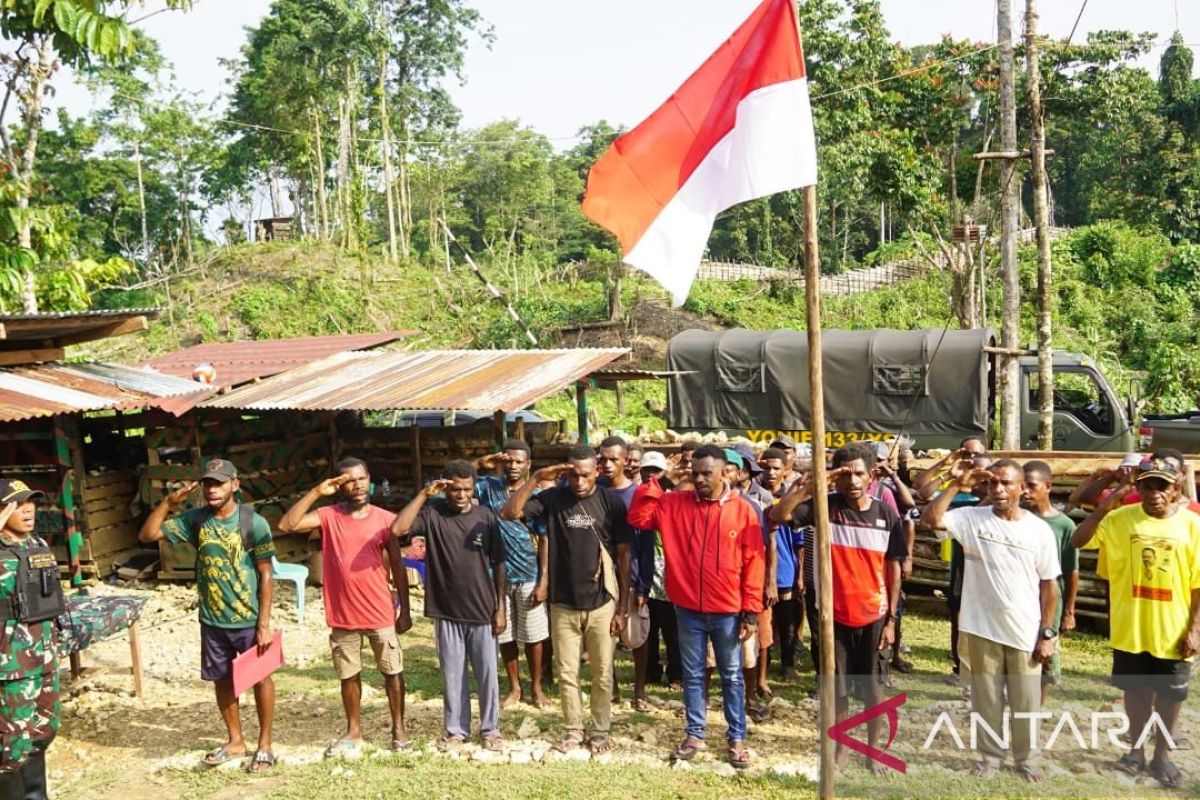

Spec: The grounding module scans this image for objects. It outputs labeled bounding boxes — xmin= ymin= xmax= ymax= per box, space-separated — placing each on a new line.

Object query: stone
xmin=638 ymin=730 xmax=658 ymax=748
xmin=516 ymin=716 xmax=541 ymax=739
xmin=509 ymin=751 xmax=533 ymax=765
xmin=771 ymin=762 xmax=799 ymax=777
xmin=671 ymin=758 xmax=692 ymax=772
xmin=471 ymin=748 xmax=501 ymax=763
xmin=713 ymin=763 xmax=737 ymax=778
xmin=767 ymin=697 xmax=794 ymax=710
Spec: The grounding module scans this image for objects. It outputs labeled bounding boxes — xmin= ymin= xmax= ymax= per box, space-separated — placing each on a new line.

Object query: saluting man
xmin=0 ymin=479 xmax=63 ymax=800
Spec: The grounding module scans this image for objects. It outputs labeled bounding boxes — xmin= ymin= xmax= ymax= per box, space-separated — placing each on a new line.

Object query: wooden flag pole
xmin=803 ymin=184 xmax=836 ymax=798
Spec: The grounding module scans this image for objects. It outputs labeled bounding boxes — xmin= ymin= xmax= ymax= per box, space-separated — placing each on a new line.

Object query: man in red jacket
xmin=629 ymin=444 xmax=765 ymax=770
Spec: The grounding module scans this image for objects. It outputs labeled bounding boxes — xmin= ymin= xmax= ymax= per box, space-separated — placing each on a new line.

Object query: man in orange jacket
xmin=629 ymin=444 xmax=765 ymax=770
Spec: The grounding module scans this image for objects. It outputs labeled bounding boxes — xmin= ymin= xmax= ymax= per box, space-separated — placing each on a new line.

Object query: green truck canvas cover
xmin=667 ymin=328 xmax=996 ymax=439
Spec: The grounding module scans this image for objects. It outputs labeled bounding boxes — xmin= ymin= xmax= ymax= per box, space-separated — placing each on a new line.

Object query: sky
xmin=48 ymin=0 xmax=1198 ymax=145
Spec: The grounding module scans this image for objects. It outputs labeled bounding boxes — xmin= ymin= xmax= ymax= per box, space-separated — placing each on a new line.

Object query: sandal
xmin=390 ymin=739 xmax=413 ymax=752
xmin=727 ymin=740 xmax=751 ymax=770
xmin=437 ymin=734 xmax=466 ymax=751
xmin=588 ymin=733 xmax=613 ymax=755
xmin=671 ymin=737 xmax=705 ymax=762
xmin=748 ymin=704 xmax=770 ymax=724
xmin=247 ymin=750 xmax=275 ymax=773
xmin=482 ymin=734 xmax=504 ymax=752
xmin=633 ymin=696 xmax=651 ymax=713
xmin=970 ymin=760 xmax=997 ymax=778
xmin=1148 ymin=759 xmax=1183 ymax=789
xmin=554 ymin=731 xmax=584 ymax=753
xmin=890 ymin=656 xmax=915 ymax=674
xmin=1114 ymin=752 xmax=1146 ymax=776
xmin=202 ymin=745 xmax=244 ymax=767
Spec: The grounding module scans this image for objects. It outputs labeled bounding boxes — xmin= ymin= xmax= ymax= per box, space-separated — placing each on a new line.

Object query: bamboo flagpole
xmin=803 ymin=184 xmax=837 ymax=798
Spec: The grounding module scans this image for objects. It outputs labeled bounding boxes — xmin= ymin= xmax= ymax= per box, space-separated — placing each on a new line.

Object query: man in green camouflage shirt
xmin=0 ymin=479 xmax=58 ymax=800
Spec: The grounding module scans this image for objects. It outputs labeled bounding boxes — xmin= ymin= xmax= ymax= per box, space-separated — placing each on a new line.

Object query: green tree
xmin=0 ymin=0 xmax=189 ymax=310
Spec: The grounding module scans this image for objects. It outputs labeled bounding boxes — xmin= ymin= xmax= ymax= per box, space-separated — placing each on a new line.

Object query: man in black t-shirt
xmin=503 ymin=444 xmax=631 ymax=756
xmin=393 ymin=460 xmax=507 ymax=751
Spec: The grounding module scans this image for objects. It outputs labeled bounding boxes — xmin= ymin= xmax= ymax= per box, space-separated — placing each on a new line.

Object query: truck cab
xmin=1018 ymin=354 xmax=1136 ymax=452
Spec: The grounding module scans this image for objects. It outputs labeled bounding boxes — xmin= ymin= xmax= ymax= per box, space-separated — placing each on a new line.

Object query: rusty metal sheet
xmin=142 ymin=332 xmax=412 ymax=388
xmin=0 ymin=362 xmax=210 ymax=423
xmin=202 ymin=348 xmax=630 ymax=413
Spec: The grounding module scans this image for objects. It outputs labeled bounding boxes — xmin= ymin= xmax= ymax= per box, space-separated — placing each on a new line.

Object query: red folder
xmin=232 ymin=630 xmax=284 ymax=696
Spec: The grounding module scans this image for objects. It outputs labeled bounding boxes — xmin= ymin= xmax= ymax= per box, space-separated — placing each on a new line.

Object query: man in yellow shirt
xmin=1072 ymin=456 xmax=1200 ymax=789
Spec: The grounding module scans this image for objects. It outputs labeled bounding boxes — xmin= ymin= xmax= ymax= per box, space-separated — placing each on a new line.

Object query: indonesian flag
xmin=582 ymin=0 xmax=817 ymax=306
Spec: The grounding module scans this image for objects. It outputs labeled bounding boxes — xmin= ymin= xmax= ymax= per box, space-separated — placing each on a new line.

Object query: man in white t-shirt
xmin=921 ymin=458 xmax=1060 ymax=783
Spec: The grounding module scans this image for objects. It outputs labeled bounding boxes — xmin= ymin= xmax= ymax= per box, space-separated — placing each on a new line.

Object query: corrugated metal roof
xmin=202 ymin=348 xmax=630 ymax=413
xmin=142 ymin=332 xmax=412 ymax=388
xmin=0 ymin=362 xmax=211 ymax=423
xmin=0 ymin=308 xmax=162 ymax=352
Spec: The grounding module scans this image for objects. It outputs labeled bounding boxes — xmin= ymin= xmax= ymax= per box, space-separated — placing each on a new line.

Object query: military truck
xmin=1138 ymin=413 xmax=1200 ymax=454
xmin=666 ymin=328 xmax=1137 ymax=452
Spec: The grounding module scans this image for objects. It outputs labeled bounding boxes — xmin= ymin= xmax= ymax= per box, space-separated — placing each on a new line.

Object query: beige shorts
xmin=330 ymin=626 xmax=403 ymax=679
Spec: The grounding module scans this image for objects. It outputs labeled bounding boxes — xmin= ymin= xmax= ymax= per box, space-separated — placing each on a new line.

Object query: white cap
xmin=640 ymin=451 xmax=668 ymax=471
xmin=1120 ymin=453 xmax=1144 ymax=468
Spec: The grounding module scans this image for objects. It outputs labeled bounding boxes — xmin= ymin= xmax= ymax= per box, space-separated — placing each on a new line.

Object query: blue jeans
xmin=675 ymin=607 xmax=746 ymax=743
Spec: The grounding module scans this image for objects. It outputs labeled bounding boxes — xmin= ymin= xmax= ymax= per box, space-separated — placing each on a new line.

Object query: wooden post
xmin=804 ymin=184 xmax=836 ymax=799
xmin=53 ymin=415 xmax=83 ymax=587
xmin=576 ymin=380 xmax=590 ymax=447
xmin=1026 ymin=0 xmax=1054 ymax=450
xmin=493 ymin=409 xmax=508 ymax=452
xmin=514 ymin=416 xmax=526 ymax=445
xmin=128 ymin=619 xmax=145 ymax=698
xmin=997 ymin=0 xmax=1021 ymax=450
xmin=410 ymin=425 xmax=422 ymax=494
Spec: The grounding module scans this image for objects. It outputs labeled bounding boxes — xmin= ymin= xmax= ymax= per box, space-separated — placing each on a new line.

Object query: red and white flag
xmin=582 ymin=0 xmax=816 ymax=305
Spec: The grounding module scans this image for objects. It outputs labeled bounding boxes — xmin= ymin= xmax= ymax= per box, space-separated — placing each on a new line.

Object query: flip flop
xmin=633 ymin=697 xmax=651 ymax=713
xmin=437 ymin=734 xmax=466 ymax=751
xmin=671 ymin=738 xmax=705 ymax=762
xmin=247 ymin=750 xmax=275 ymax=773
xmin=390 ymin=739 xmax=414 ymax=752
xmin=1114 ymin=752 xmax=1146 ymax=776
xmin=202 ymin=746 xmax=243 ymax=767
xmin=727 ymin=741 xmax=751 ymax=770
xmin=1148 ymin=759 xmax=1183 ymax=789
xmin=482 ymin=734 xmax=504 ymax=752
xmin=748 ymin=704 xmax=770 ymax=724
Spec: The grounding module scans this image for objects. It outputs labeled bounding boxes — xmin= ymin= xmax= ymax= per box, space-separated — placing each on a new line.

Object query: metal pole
xmin=804 ymin=184 xmax=836 ymax=799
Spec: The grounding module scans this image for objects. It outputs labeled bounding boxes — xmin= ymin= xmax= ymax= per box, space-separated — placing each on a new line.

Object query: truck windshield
xmin=1028 ymin=370 xmax=1114 ymax=435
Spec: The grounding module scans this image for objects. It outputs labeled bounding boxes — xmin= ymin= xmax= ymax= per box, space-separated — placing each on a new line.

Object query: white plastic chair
xmin=271 ymin=556 xmax=308 ymax=625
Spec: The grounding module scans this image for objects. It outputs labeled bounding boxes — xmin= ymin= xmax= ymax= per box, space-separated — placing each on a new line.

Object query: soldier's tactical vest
xmin=0 ymin=541 xmax=64 ymax=624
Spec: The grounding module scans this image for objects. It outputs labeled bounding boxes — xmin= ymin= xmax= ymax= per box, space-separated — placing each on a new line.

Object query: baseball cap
xmin=1119 ymin=453 xmax=1144 ymax=469
xmin=0 ymin=479 xmax=44 ymax=504
xmin=722 ymin=448 xmax=745 ymax=470
xmin=769 ymin=435 xmax=797 ymax=452
xmin=1135 ymin=458 xmax=1180 ymax=484
xmin=640 ymin=451 xmax=668 ymax=472
xmin=731 ymin=443 xmax=763 ymax=475
xmin=200 ymin=458 xmax=238 ymax=483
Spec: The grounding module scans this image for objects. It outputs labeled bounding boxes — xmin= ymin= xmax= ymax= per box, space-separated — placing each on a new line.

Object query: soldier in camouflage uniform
xmin=0 ymin=480 xmax=58 ymax=800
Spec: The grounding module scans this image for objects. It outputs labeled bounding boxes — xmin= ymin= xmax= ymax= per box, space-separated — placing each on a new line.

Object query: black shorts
xmin=1110 ymin=649 xmax=1191 ymax=703
xmin=200 ymin=624 xmax=257 ymax=682
xmin=947 ymin=541 xmax=965 ymax=612
xmin=813 ymin=617 xmax=888 ymax=700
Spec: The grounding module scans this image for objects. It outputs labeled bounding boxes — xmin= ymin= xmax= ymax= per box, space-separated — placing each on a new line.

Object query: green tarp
xmin=667 ymin=328 xmax=995 ymax=440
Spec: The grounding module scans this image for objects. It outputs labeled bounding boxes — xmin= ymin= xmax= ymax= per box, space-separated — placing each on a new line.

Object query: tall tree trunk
xmin=14 ymin=35 xmax=55 ymax=312
xmin=337 ymin=92 xmax=351 ymax=248
xmin=997 ymin=0 xmax=1022 ymax=449
xmin=133 ymin=134 xmax=149 ymax=258
xmin=1026 ymin=0 xmax=1054 ymax=450
xmin=311 ymin=105 xmax=329 ymax=241
xmin=379 ymin=54 xmax=399 ymax=265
